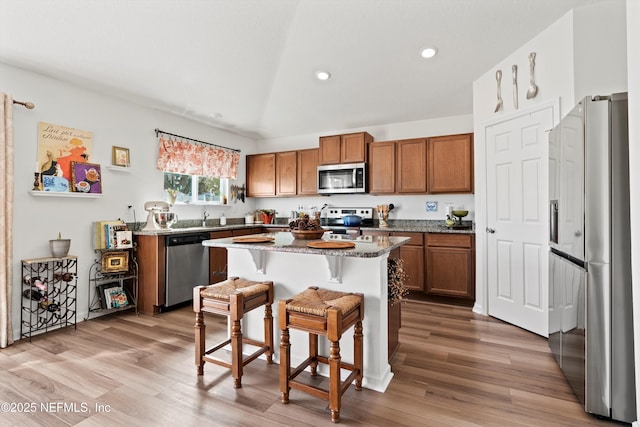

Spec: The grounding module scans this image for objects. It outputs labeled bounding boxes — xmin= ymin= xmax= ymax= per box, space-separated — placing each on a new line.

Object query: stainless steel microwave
xmin=317 ymin=163 xmax=367 ymax=194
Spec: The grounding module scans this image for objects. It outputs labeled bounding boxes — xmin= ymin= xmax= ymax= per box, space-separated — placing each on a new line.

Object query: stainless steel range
xmin=322 ymin=207 xmax=374 ymax=233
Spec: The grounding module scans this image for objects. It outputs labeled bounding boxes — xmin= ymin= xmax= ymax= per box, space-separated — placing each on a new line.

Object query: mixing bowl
xmin=154 ymin=212 xmax=178 ymax=228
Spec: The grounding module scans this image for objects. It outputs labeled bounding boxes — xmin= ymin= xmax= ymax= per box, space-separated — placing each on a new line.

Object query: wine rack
xmin=20 ymin=256 xmax=78 ymax=341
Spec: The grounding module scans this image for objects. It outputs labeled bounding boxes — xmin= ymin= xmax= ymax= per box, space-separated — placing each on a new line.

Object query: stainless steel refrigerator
xmin=548 ymin=93 xmax=635 ymax=423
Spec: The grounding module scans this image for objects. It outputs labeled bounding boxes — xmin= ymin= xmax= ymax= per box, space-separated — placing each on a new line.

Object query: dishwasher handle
xmin=166 ymin=233 xmax=210 ymax=246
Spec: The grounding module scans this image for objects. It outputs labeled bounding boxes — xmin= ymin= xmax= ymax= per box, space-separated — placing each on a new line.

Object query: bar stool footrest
xmin=203 ymin=338 xmax=270 ymax=368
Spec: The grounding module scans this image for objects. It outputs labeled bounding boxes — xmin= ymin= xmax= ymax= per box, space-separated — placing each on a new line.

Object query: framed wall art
xmin=112 ymin=146 xmax=130 ymax=167
xmin=37 ymin=122 xmax=93 ymax=183
xmin=101 ymin=251 xmax=129 ymax=273
xmin=70 ymin=161 xmax=102 ymax=193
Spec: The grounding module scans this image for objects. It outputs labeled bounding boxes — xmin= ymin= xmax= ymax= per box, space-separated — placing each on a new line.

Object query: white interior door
xmin=485 ymin=106 xmax=554 ymax=336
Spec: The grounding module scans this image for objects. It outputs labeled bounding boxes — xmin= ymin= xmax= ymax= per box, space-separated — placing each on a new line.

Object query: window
xmin=164 ymin=172 xmax=229 ymax=205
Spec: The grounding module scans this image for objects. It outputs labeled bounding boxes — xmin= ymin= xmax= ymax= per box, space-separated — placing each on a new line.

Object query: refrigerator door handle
xmin=550 ymin=200 xmax=559 ymax=244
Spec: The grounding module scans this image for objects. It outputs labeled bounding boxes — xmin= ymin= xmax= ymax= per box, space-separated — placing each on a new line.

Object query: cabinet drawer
xmin=390 ymin=232 xmax=424 ymax=246
xmin=427 ymin=233 xmax=472 ymax=248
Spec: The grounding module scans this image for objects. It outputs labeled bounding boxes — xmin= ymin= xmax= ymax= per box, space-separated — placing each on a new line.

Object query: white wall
xmin=472 ymin=0 xmax=628 ymax=315
xmin=2 ymin=62 xmax=258 ymax=338
xmin=626 ymin=0 xmax=640 ymax=423
xmin=257 ymin=115 xmax=475 ymax=222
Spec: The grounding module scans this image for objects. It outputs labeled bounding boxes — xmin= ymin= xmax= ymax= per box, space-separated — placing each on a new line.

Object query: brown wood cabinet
xmin=209 ymin=230 xmax=233 ymax=284
xmin=248 ymin=149 xmax=318 ymax=197
xmin=296 ymin=148 xmax=318 ymax=195
xmin=135 ymin=234 xmax=165 ymax=315
xmin=427 ymin=133 xmax=474 ymax=193
xmin=275 ymin=150 xmax=297 ymax=196
xmin=368 ymin=138 xmax=427 ymax=194
xmin=368 ymin=141 xmax=396 ymax=194
xmin=396 ymin=138 xmax=427 ymax=193
xmin=318 ymin=131 xmax=372 ymax=165
xmin=425 ymin=233 xmax=475 ymax=299
xmin=390 ymin=232 xmax=424 ymax=291
xmin=368 ymin=133 xmax=473 ymax=195
xmin=247 ymin=153 xmax=276 ymax=197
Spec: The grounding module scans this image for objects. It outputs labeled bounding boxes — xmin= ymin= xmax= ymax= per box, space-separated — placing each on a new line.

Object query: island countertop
xmin=202 ymin=231 xmax=410 ymax=258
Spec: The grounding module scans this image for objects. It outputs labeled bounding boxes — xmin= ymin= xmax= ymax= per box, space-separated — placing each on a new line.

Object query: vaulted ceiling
xmin=0 ymin=0 xmax=603 ymax=139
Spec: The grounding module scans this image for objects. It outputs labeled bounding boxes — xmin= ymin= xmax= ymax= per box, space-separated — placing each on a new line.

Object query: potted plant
xmin=49 ymin=232 xmax=71 ymax=258
xmin=163 ymin=172 xmax=191 ymax=205
xmin=258 ymin=209 xmax=276 ymax=224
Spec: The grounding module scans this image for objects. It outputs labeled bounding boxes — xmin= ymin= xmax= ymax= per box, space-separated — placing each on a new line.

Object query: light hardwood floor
xmin=0 ymin=301 xmax=629 ymax=426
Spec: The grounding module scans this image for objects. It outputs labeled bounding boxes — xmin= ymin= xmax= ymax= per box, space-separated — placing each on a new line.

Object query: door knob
xmin=486 ymin=227 xmax=496 ymax=234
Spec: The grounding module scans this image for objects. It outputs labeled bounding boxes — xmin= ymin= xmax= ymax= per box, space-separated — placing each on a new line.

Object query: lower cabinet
xmin=425 ymin=233 xmax=475 ymax=299
xmin=362 ymin=230 xmax=475 ymax=302
xmin=209 ymin=230 xmax=232 ymax=284
xmin=136 ymin=235 xmax=164 ymax=315
xmin=208 ymin=228 xmax=263 ymax=284
xmin=390 ymin=232 xmax=424 ymax=292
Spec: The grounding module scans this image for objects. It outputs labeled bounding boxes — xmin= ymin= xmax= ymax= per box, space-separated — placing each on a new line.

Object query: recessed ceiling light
xmin=420 ymin=47 xmax=438 ymax=59
xmin=315 ymin=70 xmax=331 ymax=81
xmin=209 ymin=112 xmax=222 ymax=120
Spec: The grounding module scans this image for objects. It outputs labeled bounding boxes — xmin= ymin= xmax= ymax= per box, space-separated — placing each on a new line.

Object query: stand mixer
xmin=142 ymin=201 xmax=176 ymax=230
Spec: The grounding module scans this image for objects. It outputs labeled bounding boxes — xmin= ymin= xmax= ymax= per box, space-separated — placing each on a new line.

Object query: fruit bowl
xmin=290 ymin=229 xmax=327 ymax=240
xmin=451 ymin=210 xmax=469 ymax=218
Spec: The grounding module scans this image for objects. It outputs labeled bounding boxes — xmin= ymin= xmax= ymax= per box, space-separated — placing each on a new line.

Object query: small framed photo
xmin=101 ymin=251 xmax=129 ymax=273
xmin=112 ymin=146 xmax=130 ymax=167
xmin=70 ymin=162 xmax=102 ymax=193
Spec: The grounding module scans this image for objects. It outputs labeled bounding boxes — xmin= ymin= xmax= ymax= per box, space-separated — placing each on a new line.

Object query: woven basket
xmin=290 ymin=229 xmax=327 ymax=240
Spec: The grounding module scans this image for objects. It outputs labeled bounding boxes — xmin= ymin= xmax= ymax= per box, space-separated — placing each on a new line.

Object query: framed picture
xmin=112 ymin=146 xmax=130 ymax=167
xmin=42 ymin=175 xmax=70 ymax=192
xmin=101 ymin=251 xmax=129 ymax=273
xmin=70 ymin=161 xmax=102 ymax=193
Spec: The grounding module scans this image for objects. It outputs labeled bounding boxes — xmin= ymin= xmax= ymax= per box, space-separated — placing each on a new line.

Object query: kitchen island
xmin=202 ymin=231 xmax=410 ymax=392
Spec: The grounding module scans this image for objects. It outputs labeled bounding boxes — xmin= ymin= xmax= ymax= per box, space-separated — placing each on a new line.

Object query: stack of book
xmin=99 ymin=284 xmax=129 ymax=309
xmin=94 ymin=220 xmax=133 ymax=250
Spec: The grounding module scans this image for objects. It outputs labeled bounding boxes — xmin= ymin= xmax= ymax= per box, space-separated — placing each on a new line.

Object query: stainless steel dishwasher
xmin=165 ymin=232 xmax=209 ymax=308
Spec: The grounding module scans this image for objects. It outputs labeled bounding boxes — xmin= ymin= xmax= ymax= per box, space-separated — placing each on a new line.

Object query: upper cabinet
xmin=368 ymin=138 xmax=427 ymax=194
xmin=247 ymin=149 xmax=318 ymax=197
xmin=396 ymin=138 xmax=427 ymax=193
xmin=368 ymin=141 xmax=396 ymax=194
xmin=247 ymin=153 xmax=276 ymax=197
xmin=427 ymin=133 xmax=474 ymax=193
xmin=369 ymin=133 xmax=473 ymax=195
xmin=275 ymin=150 xmax=297 ymax=196
xmin=318 ymin=131 xmax=373 ymax=165
xmin=248 ymin=131 xmax=473 ymax=197
xmin=297 ymin=148 xmax=319 ymax=196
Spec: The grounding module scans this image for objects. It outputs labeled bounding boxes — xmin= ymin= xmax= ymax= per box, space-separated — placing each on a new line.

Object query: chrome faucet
xmin=202 ymin=210 xmax=210 ymax=227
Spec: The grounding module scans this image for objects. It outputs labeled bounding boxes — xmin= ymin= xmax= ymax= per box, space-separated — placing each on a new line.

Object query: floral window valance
xmin=156 ymin=135 xmax=240 ymax=179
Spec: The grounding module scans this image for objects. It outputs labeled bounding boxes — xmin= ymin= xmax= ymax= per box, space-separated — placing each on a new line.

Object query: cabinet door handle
xmin=486 ymin=227 xmax=496 ymax=234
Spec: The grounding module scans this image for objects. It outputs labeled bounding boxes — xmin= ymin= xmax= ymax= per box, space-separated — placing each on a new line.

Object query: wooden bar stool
xmin=279 ymin=286 xmax=364 ymax=423
xmin=193 ymin=276 xmax=274 ymax=388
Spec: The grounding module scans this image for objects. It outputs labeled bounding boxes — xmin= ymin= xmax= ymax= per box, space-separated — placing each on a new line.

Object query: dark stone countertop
xmin=133 ymin=219 xmax=475 ymax=236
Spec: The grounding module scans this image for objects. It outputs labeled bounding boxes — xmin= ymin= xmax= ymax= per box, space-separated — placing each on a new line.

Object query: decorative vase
xmin=49 ymin=239 xmax=71 ymax=258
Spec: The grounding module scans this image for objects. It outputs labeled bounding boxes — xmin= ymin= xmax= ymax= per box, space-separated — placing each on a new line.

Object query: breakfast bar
xmin=202 ymin=231 xmax=410 ymax=392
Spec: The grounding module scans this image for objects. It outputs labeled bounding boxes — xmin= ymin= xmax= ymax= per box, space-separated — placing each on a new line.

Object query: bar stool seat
xmin=193 ymin=276 xmax=274 ymax=388
xmin=279 ymin=286 xmax=364 ymax=423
